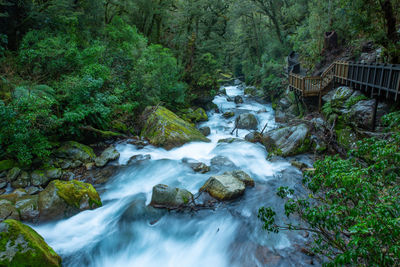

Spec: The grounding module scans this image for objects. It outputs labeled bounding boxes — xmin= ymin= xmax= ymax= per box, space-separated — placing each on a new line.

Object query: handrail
xmin=288 ymin=61 xmax=400 ymax=100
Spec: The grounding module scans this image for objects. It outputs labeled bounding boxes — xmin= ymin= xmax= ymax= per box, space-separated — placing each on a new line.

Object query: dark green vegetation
xmin=259 ymin=112 xmax=400 ymax=265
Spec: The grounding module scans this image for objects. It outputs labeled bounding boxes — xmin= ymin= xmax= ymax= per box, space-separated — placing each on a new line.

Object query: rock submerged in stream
xmin=236 ymin=113 xmax=258 ymax=130
xmin=141 ymin=106 xmax=210 ymax=150
xmin=0 ymin=219 xmax=62 ymax=267
xmin=150 ymin=184 xmax=193 ymax=209
xmin=200 ymin=171 xmax=254 ymax=201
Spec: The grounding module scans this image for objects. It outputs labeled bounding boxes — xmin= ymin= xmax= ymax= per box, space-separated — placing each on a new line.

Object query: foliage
xmin=258 ymin=112 xmax=400 ymax=265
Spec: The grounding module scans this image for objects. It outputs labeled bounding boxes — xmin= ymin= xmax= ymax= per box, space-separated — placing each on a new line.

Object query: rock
xmin=257 ymin=108 xmax=267 ymax=114
xmin=245 ymin=132 xmax=262 ymax=143
xmin=6 ymin=167 xmax=21 ymax=183
xmin=85 ymin=163 xmax=95 ymax=170
xmin=234 ymin=96 xmax=244 ymax=104
xmin=191 ymin=108 xmax=208 ymax=122
xmin=290 ymin=160 xmax=308 ymax=170
xmin=0 ymin=160 xmax=16 ymax=172
xmin=244 ymin=86 xmax=257 ymax=96
xmin=120 ymin=195 xmax=166 ymax=224
xmin=200 ymin=173 xmax=246 ymax=201
xmin=150 ymin=184 xmax=193 ymax=209
xmin=347 ymin=99 xmax=376 ymax=129
xmin=38 ymin=180 xmax=102 ymax=221
xmin=31 ymin=168 xmax=61 ymax=187
xmin=199 ymin=126 xmax=211 ymax=136
xmin=84 ymin=165 xmax=117 ymax=185
xmin=15 ymin=195 xmax=39 ymax=222
xmin=336 ymin=127 xmax=358 ymax=150
xmin=127 ymin=154 xmax=151 ymax=165
xmin=278 ymin=97 xmax=291 ymax=109
xmin=59 ymin=159 xmax=82 ymax=170
xmin=190 ymin=162 xmax=210 ymax=173
xmin=218 ymin=138 xmax=243 ymax=144
xmin=55 ymin=141 xmax=96 ymax=163
xmin=210 ymin=156 xmax=236 ymax=169
xmin=322 ymin=89 xmax=336 ymax=102
xmin=311 ymin=135 xmax=327 ymax=153
xmin=11 ymin=172 xmax=30 ymax=188
xmin=0 ymin=219 xmax=61 ymax=266
xmin=0 ymin=179 xmax=7 ymax=189
xmin=262 ymin=124 xmax=311 ymax=156
xmin=236 ymin=113 xmax=258 ymax=130
xmin=331 ymin=86 xmax=354 ymax=103
xmin=229 ymin=170 xmax=255 ymax=187
xmin=310 ymin=117 xmax=326 ymax=128
xmin=0 ymin=199 xmax=20 ymax=221
xmin=95 ymin=146 xmax=120 ymax=167
xmin=275 ymin=110 xmax=289 ymax=123
xmin=26 ymin=186 xmax=41 ymax=195
xmin=223 ymin=111 xmax=235 ymax=118
xmin=141 ymin=106 xmax=209 ymax=150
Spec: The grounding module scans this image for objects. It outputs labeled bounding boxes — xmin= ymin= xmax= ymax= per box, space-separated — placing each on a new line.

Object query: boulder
xmin=210 ymin=156 xmax=236 ymax=169
xmin=15 ymin=195 xmax=39 ymax=222
xmin=141 ymin=106 xmax=210 ymax=150
xmin=55 ymin=141 xmax=96 ymax=163
xmin=191 ymin=108 xmax=208 ymax=122
xmin=275 ymin=110 xmax=289 ymax=123
xmin=345 ymin=99 xmax=389 ymax=129
xmin=150 ymin=184 xmax=193 ymax=209
xmin=223 ymin=111 xmax=235 ymax=118
xmin=38 ymin=180 xmax=102 ymax=221
xmin=7 ymin=167 xmax=21 ymax=183
xmin=120 ymin=195 xmax=166 ymax=224
xmin=95 ymin=146 xmax=120 ymax=167
xmin=0 ymin=219 xmax=61 ymax=267
xmin=336 ymin=127 xmax=358 ymax=151
xmin=262 ymin=124 xmax=311 ymax=156
xmin=199 ymin=126 xmax=211 ymax=136
xmin=11 ymin=172 xmax=30 ymax=189
xmin=245 ymin=132 xmax=262 ymax=143
xmin=0 ymin=200 xmax=19 ymax=222
xmin=30 ymin=168 xmax=62 ymax=187
xmin=234 ymin=96 xmax=244 ymax=104
xmin=200 ymin=171 xmax=254 ymax=201
xmin=236 ymin=113 xmax=258 ymax=130
xmin=331 ymin=87 xmax=354 ymax=103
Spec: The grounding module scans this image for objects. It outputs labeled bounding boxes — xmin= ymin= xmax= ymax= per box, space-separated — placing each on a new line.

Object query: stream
xmin=32 ymin=84 xmax=316 ymax=266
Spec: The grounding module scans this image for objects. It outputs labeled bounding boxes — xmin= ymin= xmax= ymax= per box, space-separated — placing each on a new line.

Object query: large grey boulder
xmin=200 ymin=170 xmax=254 ymax=201
xmin=55 ymin=141 xmax=96 ymax=163
xmin=150 ymin=184 xmax=193 ymax=209
xmin=95 ymin=146 xmax=120 ymax=167
xmin=262 ymin=124 xmax=311 ymax=156
xmin=236 ymin=113 xmax=258 ymax=130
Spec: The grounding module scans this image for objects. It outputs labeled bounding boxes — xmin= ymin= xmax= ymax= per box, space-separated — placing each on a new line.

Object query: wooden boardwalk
xmin=289 ymin=61 xmax=400 ymax=102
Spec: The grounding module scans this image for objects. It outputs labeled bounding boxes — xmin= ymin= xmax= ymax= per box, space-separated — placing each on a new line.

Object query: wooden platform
xmin=289 ymin=61 xmax=400 ymax=101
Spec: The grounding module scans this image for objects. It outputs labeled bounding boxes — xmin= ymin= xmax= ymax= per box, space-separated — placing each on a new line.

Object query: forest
xmin=0 ymin=0 xmax=399 ymax=266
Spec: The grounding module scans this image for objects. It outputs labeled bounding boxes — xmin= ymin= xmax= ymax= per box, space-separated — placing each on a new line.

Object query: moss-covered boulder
xmin=336 ymin=127 xmax=358 ymax=151
xmin=141 ymin=106 xmax=210 ymax=150
xmin=7 ymin=167 xmax=21 ymax=183
xmin=38 ymin=180 xmax=102 ymax=221
xmin=15 ymin=195 xmax=40 ymax=222
xmin=11 ymin=171 xmax=31 ymax=189
xmin=0 ymin=219 xmax=61 ymax=267
xmin=200 ymin=170 xmax=254 ymax=201
xmin=262 ymin=124 xmax=311 ymax=156
xmin=55 ymin=141 xmax=96 ymax=163
xmin=150 ymin=184 xmax=193 ymax=209
xmin=181 ymin=107 xmax=208 ymax=123
xmin=223 ymin=111 xmax=235 ymax=118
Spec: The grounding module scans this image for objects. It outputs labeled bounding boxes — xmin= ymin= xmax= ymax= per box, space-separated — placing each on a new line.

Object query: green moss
xmin=0 ymin=219 xmax=61 ymax=267
xmin=345 ymin=95 xmax=368 ymax=109
xmin=293 ymin=136 xmax=312 ymax=155
xmin=336 ymin=127 xmax=357 ymax=150
xmin=53 ymin=180 xmax=102 ymax=209
xmin=141 ymin=106 xmax=209 ymax=149
xmin=0 ymin=160 xmax=16 ymax=172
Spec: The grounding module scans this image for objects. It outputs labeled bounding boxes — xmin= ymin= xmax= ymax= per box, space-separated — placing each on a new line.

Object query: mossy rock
xmin=38 ymin=180 xmax=102 ymax=221
xmin=0 ymin=160 xmax=16 ymax=172
xmin=336 ymin=127 xmax=358 ymax=151
xmin=141 ymin=106 xmax=210 ymax=150
xmin=0 ymin=219 xmax=61 ymax=267
xmin=181 ymin=107 xmax=208 ymax=123
xmin=55 ymin=141 xmax=96 ymax=163
xmin=150 ymin=184 xmax=193 ymax=209
xmin=223 ymin=111 xmax=235 ymax=118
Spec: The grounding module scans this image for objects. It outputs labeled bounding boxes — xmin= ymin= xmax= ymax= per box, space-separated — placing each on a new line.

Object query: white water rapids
xmin=32 ymin=85 xmax=316 ymax=266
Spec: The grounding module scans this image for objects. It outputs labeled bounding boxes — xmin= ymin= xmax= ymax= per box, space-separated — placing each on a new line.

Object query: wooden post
xmin=318 ymin=92 xmax=322 ymax=112
xmin=372 ymin=95 xmax=379 ymax=131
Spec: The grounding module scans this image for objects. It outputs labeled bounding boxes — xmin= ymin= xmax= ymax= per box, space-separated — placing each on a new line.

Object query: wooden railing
xmin=289 ymin=61 xmax=400 ymax=101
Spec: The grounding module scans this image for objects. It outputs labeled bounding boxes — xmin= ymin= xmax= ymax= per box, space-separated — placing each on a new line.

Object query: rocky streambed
xmin=1 ymin=83 xmax=320 ymax=266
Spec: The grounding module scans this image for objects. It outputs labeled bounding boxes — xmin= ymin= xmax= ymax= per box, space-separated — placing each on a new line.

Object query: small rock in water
xmin=127 ymin=154 xmax=151 ymax=165
xmin=210 ymin=156 xmax=236 ymax=169
xmin=190 ymin=162 xmax=210 ymax=174
xmin=223 ymin=111 xmax=235 ymax=118
xmin=199 ymin=126 xmax=211 ymax=136
xmin=236 ymin=113 xmax=258 ymax=130
xmin=150 ymin=184 xmax=193 ymax=209
xmin=234 ymin=96 xmax=243 ymax=104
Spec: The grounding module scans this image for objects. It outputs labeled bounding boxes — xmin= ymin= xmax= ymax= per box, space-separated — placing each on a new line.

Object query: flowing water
xmin=32 ymin=84 xmax=316 ymax=266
